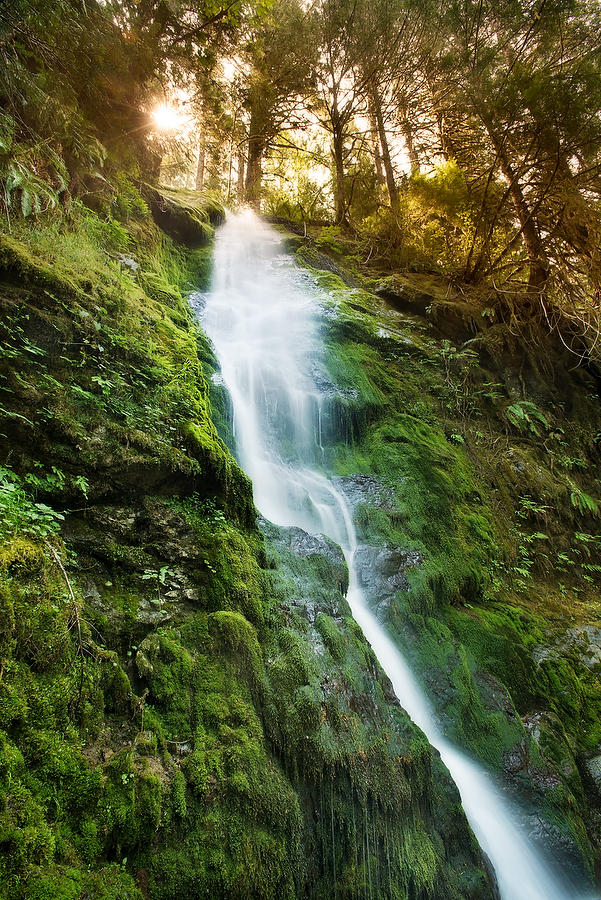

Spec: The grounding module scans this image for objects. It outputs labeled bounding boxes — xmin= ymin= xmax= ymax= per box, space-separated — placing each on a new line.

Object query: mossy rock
xmin=145 ymin=186 xmax=224 ymax=248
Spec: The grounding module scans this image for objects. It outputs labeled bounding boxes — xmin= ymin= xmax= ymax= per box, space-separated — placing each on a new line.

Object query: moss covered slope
xmin=288 ymin=231 xmax=601 ymax=892
xmin=0 ymin=193 xmax=494 ymax=898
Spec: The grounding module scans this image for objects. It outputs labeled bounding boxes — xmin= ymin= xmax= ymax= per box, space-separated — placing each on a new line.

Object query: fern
xmin=21 ymin=186 xmax=33 ymax=217
xmin=505 ymin=400 xmax=549 ymax=436
xmin=0 ymin=109 xmax=69 ymax=222
xmin=2 ymin=156 xmax=61 ymax=219
xmin=570 ymin=487 xmax=600 ymax=517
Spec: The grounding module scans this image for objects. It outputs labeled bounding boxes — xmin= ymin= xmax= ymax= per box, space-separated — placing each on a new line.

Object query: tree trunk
xmin=520 ymin=94 xmax=600 ymax=287
xmin=398 ymin=96 xmax=420 ymax=172
xmin=195 ymin=132 xmax=206 ymax=192
xmin=245 ymin=136 xmax=263 ymax=209
xmin=226 ymin=153 xmax=232 ymax=203
xmin=369 ymin=82 xmax=399 ymax=213
xmin=486 ymin=124 xmax=549 ymax=293
xmin=437 ymin=111 xmax=454 ymax=161
xmin=237 ymin=150 xmax=245 ymax=203
xmin=332 ymin=120 xmax=348 ymax=227
xmin=245 ymin=107 xmax=265 ymax=209
xmin=426 ymin=72 xmax=456 ymax=162
xmin=367 ymin=100 xmax=385 ymax=187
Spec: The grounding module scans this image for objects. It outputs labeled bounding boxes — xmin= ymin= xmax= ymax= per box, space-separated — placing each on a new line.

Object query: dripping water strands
xmin=199 ymin=210 xmax=586 ymax=900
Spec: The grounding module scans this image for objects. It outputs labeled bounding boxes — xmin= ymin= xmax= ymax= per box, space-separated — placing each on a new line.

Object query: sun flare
xmin=151 ymin=104 xmax=186 ymax=132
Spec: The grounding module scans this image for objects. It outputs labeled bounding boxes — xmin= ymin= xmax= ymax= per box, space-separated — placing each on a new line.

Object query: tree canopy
xmin=2 ymin=0 xmax=601 ymax=355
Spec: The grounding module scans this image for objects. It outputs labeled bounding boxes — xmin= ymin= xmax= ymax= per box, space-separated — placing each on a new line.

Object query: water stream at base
xmin=199 ymin=210 xmax=583 ymax=900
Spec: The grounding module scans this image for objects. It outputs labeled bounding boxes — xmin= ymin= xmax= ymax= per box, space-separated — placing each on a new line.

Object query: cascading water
xmin=199 ymin=210 xmax=583 ymax=900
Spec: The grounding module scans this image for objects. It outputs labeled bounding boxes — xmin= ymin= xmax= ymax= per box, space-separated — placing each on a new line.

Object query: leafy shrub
xmin=111 ymin=173 xmax=150 ymax=223
xmin=0 ymin=467 xmax=64 ymax=539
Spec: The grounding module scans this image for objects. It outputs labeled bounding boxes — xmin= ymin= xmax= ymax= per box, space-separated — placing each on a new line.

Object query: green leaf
xmin=21 ymin=188 xmax=32 ymax=217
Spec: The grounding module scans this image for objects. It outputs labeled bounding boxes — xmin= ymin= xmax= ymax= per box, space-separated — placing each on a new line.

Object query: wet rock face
xmin=527 ymin=813 xmax=586 ymax=867
xmin=585 ymin=753 xmax=601 ymax=799
xmin=187 ymin=290 xmax=207 ymax=316
xmin=309 ymin=364 xmax=358 ymax=400
xmin=333 ymin=473 xmax=397 ymax=511
xmin=63 ymin=502 xmax=204 ymax=629
xmin=146 ymin=186 xmax=223 ymax=247
xmin=259 ymin=518 xmax=495 ymax=898
xmin=287 ymin=526 xmax=345 ymax=568
xmin=260 ymin=518 xmax=349 ymax=614
xmin=500 ymin=709 xmax=597 ymax=885
xmin=261 ymin=516 xmax=339 ymax=557
xmin=375 ymin=275 xmax=434 ymax=315
xmin=566 ymin=626 xmax=601 ymax=670
xmin=296 ymin=246 xmax=356 ymax=286
xmin=326 ymin=472 xmax=423 ymax=616
xmin=116 ymin=254 xmax=139 ymax=273
xmin=354 ymin=545 xmax=422 ymax=614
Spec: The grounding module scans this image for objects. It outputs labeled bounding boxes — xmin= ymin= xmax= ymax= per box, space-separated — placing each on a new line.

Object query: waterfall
xmin=199 ymin=210 xmax=583 ymax=900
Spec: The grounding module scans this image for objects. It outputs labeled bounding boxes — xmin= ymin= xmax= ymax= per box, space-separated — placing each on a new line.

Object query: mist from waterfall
xmin=198 ymin=209 xmax=584 ymax=900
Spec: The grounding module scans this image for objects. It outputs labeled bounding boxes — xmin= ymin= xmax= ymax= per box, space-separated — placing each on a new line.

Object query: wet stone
xmin=586 ymin=755 xmax=601 ymax=793
xmin=354 ymin=544 xmax=422 ymax=613
xmin=309 ymin=365 xmax=340 ymax=396
xmin=309 ymin=364 xmax=358 ymax=400
xmin=333 ymin=473 xmax=398 ymax=511
xmin=533 ymin=624 xmax=601 ymax=672
xmin=187 ymin=290 xmax=207 ymax=315
xmin=79 ymin=576 xmax=112 ymax=615
xmin=525 ymin=815 xmax=588 ymax=886
xmin=502 ymin=741 xmax=528 ymax=775
xmin=116 ymin=254 xmax=139 ymax=272
xmin=262 ymin=519 xmax=347 ymax=576
xmin=564 ymin=625 xmax=601 ymax=670
xmin=288 ymin=527 xmax=345 ymax=566
xmin=260 ymin=519 xmax=349 ymax=620
xmin=137 ymin=598 xmax=172 ymax=625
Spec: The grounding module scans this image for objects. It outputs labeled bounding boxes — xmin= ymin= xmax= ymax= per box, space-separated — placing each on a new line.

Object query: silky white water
xmin=200 ymin=210 xmax=581 ymax=900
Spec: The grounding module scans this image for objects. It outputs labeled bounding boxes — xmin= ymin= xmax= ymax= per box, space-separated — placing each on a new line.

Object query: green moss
xmin=0 ymin=187 xmax=290 ymax=896
xmin=281 ymin=243 xmax=599 ymax=884
xmin=208 ymin=611 xmax=263 ymax=682
xmin=315 ymin=612 xmax=346 ymax=661
xmin=0 ymin=191 xmax=542 ymax=897
xmin=171 ymin=770 xmax=187 ymax=819
xmin=0 ymin=234 xmax=82 ymax=299
xmin=145 ymin=186 xmax=224 ymax=248
xmin=186 ymin=245 xmax=214 ymax=290
xmin=22 ymin=865 xmax=143 ymax=900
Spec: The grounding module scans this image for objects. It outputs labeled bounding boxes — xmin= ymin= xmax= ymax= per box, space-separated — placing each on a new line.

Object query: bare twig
xmin=44 ymin=539 xmax=85 ymax=659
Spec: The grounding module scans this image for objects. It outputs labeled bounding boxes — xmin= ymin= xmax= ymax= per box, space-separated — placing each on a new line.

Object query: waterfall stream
xmin=199 ymin=210 xmax=582 ymax=900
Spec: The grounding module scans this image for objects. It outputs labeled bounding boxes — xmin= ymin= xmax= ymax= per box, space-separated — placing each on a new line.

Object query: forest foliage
xmin=2 ymin=0 xmax=601 ymax=358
